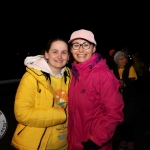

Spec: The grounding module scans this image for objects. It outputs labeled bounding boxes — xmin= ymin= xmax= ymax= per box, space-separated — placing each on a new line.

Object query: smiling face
xmin=45 ymin=40 xmax=69 ymax=74
xmin=70 ymin=39 xmax=96 ymax=63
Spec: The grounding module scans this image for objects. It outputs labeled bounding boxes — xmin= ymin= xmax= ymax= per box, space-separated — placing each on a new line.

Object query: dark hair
xmin=41 ymin=38 xmax=69 ymax=55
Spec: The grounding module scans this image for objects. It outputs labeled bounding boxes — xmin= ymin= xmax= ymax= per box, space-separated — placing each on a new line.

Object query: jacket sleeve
xmin=90 ymin=70 xmax=124 ymax=147
xmin=14 ymin=72 xmax=67 ymax=128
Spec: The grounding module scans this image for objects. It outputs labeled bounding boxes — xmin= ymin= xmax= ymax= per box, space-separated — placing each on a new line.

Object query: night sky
xmin=1 ymin=2 xmax=149 ymax=58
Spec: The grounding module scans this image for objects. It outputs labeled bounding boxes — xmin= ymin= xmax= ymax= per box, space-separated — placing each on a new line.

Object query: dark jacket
xmin=112 ymin=64 xmax=137 ymax=103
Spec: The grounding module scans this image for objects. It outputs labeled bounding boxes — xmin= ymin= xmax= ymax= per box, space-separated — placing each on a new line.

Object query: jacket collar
xmin=71 ymin=53 xmax=103 ymax=80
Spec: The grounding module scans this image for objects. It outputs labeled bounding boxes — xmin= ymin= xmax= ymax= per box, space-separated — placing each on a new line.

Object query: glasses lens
xmin=83 ymin=43 xmax=90 ymax=50
xmin=72 ymin=43 xmax=80 ymax=50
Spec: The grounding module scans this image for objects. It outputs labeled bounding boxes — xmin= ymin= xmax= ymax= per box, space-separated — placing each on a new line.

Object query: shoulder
xmin=24 ymin=69 xmax=37 ymax=80
xmin=129 ymin=66 xmax=138 ymax=79
xmin=20 ymin=70 xmax=37 ymax=87
xmin=91 ymin=68 xmax=120 ymax=93
xmin=129 ymin=66 xmax=136 ymax=72
xmin=92 ymin=64 xmax=118 ymax=83
xmin=93 ymin=60 xmax=112 ymax=74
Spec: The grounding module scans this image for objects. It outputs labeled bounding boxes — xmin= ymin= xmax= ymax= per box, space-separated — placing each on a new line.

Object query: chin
xmin=54 ymin=65 xmax=64 ymax=68
xmin=76 ymin=59 xmax=87 ymax=63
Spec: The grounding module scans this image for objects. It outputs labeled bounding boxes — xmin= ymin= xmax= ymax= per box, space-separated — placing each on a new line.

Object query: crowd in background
xmin=105 ymin=47 xmax=150 ymax=89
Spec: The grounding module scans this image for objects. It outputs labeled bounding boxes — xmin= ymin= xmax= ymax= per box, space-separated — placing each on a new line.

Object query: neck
xmin=118 ymin=66 xmax=124 ymax=69
xmin=51 ymin=68 xmax=62 ymax=75
xmin=48 ymin=65 xmax=62 ymax=75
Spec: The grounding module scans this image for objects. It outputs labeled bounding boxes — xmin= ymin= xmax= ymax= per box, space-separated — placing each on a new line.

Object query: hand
xmin=81 ymin=139 xmax=100 ymax=150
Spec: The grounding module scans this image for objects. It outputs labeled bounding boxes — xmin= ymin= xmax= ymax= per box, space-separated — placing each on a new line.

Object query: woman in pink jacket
xmin=68 ymin=29 xmax=124 ymax=150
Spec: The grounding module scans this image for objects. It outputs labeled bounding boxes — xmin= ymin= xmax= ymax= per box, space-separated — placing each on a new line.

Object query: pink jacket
xmin=68 ymin=53 xmax=124 ymax=150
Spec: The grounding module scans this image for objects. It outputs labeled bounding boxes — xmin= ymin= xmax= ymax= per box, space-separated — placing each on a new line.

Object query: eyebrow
xmin=51 ymin=49 xmax=68 ymax=51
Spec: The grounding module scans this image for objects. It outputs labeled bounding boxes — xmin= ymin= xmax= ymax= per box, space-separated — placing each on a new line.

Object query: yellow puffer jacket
xmin=11 ymin=67 xmax=71 ymax=150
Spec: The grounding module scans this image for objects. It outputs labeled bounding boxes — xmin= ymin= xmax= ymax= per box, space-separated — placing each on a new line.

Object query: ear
xmin=45 ymin=52 xmax=49 ymax=59
xmin=92 ymin=46 xmax=96 ymax=53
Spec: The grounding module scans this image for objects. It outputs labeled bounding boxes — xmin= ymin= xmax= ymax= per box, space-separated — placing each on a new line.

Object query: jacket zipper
xmin=37 ymin=127 xmax=47 ymax=150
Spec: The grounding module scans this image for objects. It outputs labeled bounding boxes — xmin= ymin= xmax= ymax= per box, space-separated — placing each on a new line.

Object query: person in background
xmin=67 ymin=29 xmax=124 ymax=150
xmin=122 ymin=47 xmax=134 ymax=66
xmin=11 ymin=38 xmax=71 ymax=150
xmin=111 ymin=51 xmax=137 ymax=150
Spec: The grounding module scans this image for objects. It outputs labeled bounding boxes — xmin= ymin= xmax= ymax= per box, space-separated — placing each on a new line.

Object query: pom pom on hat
xmin=109 ymin=49 xmax=116 ymax=56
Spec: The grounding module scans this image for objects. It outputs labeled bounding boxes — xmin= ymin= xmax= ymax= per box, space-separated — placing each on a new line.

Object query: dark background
xmin=0 ymin=2 xmax=150 ymax=149
xmin=0 ymin=1 xmax=149 ymax=80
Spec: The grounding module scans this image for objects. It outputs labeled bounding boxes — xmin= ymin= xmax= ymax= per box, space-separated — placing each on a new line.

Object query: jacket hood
xmin=24 ymin=55 xmax=66 ymax=77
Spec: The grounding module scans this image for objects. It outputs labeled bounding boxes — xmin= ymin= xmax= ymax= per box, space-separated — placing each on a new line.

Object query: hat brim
xmin=68 ymin=38 xmax=96 ymax=45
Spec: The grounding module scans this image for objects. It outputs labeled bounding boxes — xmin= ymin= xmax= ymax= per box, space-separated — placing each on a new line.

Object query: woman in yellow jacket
xmin=11 ymin=38 xmax=71 ymax=150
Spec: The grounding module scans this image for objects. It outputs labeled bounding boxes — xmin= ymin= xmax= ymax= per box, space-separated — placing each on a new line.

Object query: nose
xmin=78 ymin=45 xmax=84 ymax=52
xmin=57 ymin=53 xmax=62 ymax=58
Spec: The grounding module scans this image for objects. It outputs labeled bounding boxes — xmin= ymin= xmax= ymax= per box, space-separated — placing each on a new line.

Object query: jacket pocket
xmin=12 ymin=124 xmax=46 ymax=150
xmin=16 ymin=123 xmax=26 ymax=135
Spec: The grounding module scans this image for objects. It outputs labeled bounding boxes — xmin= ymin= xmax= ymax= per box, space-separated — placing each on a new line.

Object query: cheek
xmin=71 ymin=51 xmax=76 ymax=57
xmin=87 ymin=52 xmax=93 ymax=57
xmin=62 ymin=55 xmax=69 ymax=61
xmin=71 ymin=49 xmax=74 ymax=55
xmin=65 ymin=56 xmax=69 ymax=61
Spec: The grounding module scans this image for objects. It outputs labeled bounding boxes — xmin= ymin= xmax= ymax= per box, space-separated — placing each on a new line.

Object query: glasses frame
xmin=71 ymin=42 xmax=92 ymax=50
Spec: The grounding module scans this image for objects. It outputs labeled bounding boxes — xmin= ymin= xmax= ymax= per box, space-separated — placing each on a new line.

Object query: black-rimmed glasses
xmin=71 ymin=42 xmax=91 ymax=50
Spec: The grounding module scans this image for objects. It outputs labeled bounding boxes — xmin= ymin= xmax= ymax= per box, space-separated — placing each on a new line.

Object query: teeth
xmin=78 ymin=54 xmax=85 ymax=56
